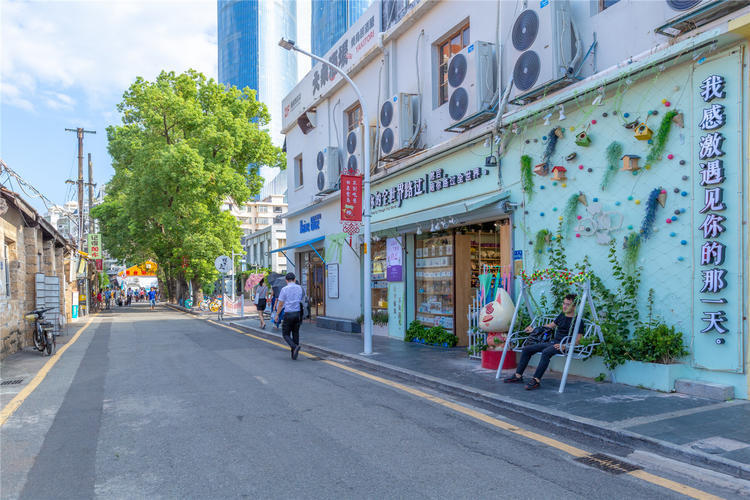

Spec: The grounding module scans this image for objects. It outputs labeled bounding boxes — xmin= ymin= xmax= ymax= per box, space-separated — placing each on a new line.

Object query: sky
xmin=0 ymin=0 xmax=219 ymax=214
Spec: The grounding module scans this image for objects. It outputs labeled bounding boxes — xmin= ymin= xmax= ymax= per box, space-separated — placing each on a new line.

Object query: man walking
xmin=148 ymin=286 xmax=157 ymax=311
xmin=104 ymin=287 xmax=111 ymax=310
xmin=274 ymin=273 xmax=304 ymax=360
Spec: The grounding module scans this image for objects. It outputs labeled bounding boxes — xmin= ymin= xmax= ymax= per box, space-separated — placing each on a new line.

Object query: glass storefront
xmin=299 ymin=250 xmax=325 ymax=318
xmin=415 ymin=233 xmax=455 ymax=332
xmin=371 ymin=240 xmax=387 ymax=315
xmin=413 ymin=219 xmax=512 ymax=343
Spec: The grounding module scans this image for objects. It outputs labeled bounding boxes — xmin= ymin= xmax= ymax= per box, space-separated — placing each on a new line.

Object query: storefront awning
xmin=269 ymin=235 xmax=325 ymax=254
xmin=371 ymin=191 xmax=510 ymax=233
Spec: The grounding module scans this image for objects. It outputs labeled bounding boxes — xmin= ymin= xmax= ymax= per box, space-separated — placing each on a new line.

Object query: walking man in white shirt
xmin=274 ymin=273 xmax=304 ymax=360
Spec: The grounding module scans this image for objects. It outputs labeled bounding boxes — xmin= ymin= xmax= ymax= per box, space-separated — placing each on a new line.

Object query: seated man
xmin=504 ymin=293 xmax=579 ymax=390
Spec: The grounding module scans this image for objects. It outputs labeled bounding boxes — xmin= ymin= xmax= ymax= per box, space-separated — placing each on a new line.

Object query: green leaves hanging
xmin=639 ymin=187 xmax=662 ymax=240
xmin=521 ymin=155 xmax=534 ymax=199
xmin=601 ymin=141 xmax=623 ymax=191
xmin=534 ymin=228 xmax=550 ymax=266
xmin=645 ymin=110 xmax=678 ymax=167
xmin=562 ymin=193 xmax=581 ymax=234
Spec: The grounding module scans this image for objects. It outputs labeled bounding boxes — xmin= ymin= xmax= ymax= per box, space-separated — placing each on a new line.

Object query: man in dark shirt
xmin=504 ymin=294 xmax=578 ymax=390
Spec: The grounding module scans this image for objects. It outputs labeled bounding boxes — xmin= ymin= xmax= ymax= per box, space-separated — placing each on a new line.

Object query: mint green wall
xmin=499 ymin=47 xmax=747 ymax=397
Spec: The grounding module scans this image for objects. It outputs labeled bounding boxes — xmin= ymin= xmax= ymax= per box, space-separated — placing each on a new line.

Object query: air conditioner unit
xmin=656 ymin=0 xmax=747 ymax=37
xmin=446 ymin=41 xmax=496 ymax=126
xmin=379 ymin=93 xmax=417 ymax=159
xmin=504 ymin=0 xmax=578 ymax=103
xmin=315 ymin=147 xmax=341 ymax=193
xmin=344 ymin=126 xmax=362 ymax=174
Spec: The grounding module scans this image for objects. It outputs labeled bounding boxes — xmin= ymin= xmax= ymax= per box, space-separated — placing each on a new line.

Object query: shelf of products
xmin=415 ymin=234 xmax=454 ymax=332
xmin=371 ymin=240 xmax=387 ymax=315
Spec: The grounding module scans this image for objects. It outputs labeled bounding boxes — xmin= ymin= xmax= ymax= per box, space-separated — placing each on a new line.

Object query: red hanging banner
xmin=340 ymin=174 xmax=363 ymax=222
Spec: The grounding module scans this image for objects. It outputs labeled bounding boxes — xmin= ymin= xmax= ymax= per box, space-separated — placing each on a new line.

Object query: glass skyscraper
xmin=311 ymin=0 xmax=372 ymax=59
xmin=218 ymin=0 xmax=305 ymax=145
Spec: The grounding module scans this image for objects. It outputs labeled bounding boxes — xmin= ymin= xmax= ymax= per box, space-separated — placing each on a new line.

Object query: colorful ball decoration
xmin=666 ymin=219 xmax=672 ymax=224
xmin=681 ymin=240 xmax=687 ymax=245
xmin=520 ymin=268 xmax=591 ymax=286
xmin=665 ymin=101 xmax=671 ymax=107
xmin=635 ymin=199 xmax=641 ymax=205
xmin=591 ymin=119 xmax=597 ymax=124
xmin=667 ymin=154 xmax=674 ymax=159
xmin=579 ymin=165 xmax=584 ymax=170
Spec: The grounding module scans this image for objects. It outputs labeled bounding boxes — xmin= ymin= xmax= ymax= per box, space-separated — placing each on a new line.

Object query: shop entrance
xmin=300 ymin=250 xmax=326 ymax=318
xmin=414 ymin=219 xmax=511 ymax=346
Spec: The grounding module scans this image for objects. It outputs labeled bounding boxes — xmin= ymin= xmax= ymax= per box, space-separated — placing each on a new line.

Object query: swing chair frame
xmin=495 ymin=273 xmax=605 ymax=393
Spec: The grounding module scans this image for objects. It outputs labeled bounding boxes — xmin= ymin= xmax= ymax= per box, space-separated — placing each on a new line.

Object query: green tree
xmin=92 ymin=70 xmax=283 ymax=300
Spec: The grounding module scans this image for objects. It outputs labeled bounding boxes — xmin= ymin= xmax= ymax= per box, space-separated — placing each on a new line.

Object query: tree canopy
xmin=92 ymin=69 xmax=283 ymax=295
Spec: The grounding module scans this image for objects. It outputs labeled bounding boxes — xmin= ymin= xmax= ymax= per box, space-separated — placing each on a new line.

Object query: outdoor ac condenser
xmin=446 ymin=41 xmax=496 ymax=125
xmin=379 ymin=93 xmax=417 ymax=159
xmin=344 ymin=126 xmax=363 ymax=175
xmin=315 ymin=147 xmax=341 ymax=194
xmin=504 ymin=0 xmax=576 ymax=103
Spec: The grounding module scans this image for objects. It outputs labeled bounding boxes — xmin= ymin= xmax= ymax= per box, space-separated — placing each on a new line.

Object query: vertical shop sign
xmin=341 ymin=174 xmax=363 ymax=222
xmin=386 ymin=237 xmax=403 ymax=282
xmin=87 ymin=233 xmax=101 ymax=259
xmin=696 ymin=74 xmax=729 ymax=344
xmin=327 ymin=263 xmax=339 ymax=299
xmin=388 ymin=282 xmax=406 ymax=339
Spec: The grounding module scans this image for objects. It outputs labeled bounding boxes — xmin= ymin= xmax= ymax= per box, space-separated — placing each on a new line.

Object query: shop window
xmin=371 ymin=240 xmax=387 ymax=315
xmin=437 ymin=23 xmax=470 ymax=106
xmin=294 ymin=154 xmax=303 ymax=188
xmin=415 ymin=233 xmax=454 ymax=332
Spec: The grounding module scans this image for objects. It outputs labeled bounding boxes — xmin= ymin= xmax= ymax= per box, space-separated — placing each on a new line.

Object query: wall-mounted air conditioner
xmin=446 ymin=41 xmax=496 ymax=127
xmin=504 ymin=0 xmax=578 ymax=103
xmin=656 ymin=0 xmax=748 ymax=37
xmin=315 ymin=147 xmax=341 ymax=194
xmin=344 ymin=127 xmax=362 ymax=174
xmin=379 ymin=93 xmax=418 ymax=160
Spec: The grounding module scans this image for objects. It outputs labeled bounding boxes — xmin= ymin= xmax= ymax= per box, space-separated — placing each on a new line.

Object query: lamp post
xmin=278 ymin=38 xmax=373 ymax=355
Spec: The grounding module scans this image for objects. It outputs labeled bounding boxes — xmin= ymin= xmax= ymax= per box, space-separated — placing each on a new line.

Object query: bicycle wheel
xmin=45 ymin=331 xmax=54 ymax=356
xmin=33 ymin=324 xmax=44 ymax=351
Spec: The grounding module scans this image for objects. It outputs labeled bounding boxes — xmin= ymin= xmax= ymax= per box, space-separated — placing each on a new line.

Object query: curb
xmin=227 ymin=319 xmax=750 ymax=481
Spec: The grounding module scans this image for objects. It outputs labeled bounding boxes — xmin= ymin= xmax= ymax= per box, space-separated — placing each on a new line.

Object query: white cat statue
xmin=478 ymin=288 xmax=515 ymax=336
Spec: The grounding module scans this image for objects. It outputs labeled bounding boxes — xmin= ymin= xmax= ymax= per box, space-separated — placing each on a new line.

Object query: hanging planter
xmin=639 ymin=187 xmax=663 ymax=240
xmin=621 ymin=154 xmax=641 ymax=172
xmin=575 ymin=131 xmax=592 ymax=147
xmin=634 ymin=123 xmax=653 ymax=141
xmin=563 ymin=193 xmax=582 ymax=234
xmin=623 ymin=231 xmax=642 ymax=270
xmin=533 ymin=229 xmax=551 ymax=266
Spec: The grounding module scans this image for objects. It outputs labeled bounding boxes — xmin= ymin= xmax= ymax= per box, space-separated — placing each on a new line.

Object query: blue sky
xmin=1 ymin=0 xmax=218 ymax=214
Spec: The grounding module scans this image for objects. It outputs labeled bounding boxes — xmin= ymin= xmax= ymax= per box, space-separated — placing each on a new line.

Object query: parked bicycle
xmin=24 ymin=307 xmax=56 ymax=356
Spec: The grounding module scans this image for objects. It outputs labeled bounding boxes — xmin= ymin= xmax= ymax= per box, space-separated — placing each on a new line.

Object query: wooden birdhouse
xmin=621 ymin=154 xmax=641 ymax=171
xmin=534 ymin=162 xmax=549 ymax=176
xmin=551 ymin=166 xmax=567 ymax=181
xmin=575 ymin=131 xmax=591 ymax=147
xmin=634 ymin=123 xmax=653 ymax=140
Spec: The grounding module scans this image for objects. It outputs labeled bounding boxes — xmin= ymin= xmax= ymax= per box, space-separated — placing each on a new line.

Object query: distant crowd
xmin=96 ymin=286 xmax=160 ymax=311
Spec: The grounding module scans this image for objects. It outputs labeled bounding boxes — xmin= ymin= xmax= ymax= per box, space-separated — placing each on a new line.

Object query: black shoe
xmin=504 ymin=374 xmax=523 ymax=383
xmin=525 ymin=379 xmax=541 ymax=390
xmin=292 ymin=345 xmax=300 ymax=360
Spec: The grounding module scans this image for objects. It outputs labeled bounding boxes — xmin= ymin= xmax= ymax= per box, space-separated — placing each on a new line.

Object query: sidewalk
xmin=228 ymin=314 xmax=750 ymax=480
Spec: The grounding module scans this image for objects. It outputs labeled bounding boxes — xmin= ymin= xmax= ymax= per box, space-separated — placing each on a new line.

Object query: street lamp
xmin=279 ymin=37 xmax=373 ymax=355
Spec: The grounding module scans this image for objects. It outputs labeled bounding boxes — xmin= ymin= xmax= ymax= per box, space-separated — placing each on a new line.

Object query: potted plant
xmin=480 ymin=332 xmax=517 ymax=370
xmin=372 ymin=311 xmax=389 ymax=336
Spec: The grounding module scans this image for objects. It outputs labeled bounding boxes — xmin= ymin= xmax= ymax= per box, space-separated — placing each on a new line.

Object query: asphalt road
xmin=0 ymin=304 xmax=744 ymax=499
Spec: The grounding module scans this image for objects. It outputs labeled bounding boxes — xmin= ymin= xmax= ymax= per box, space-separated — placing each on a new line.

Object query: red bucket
xmin=481 ymin=349 xmax=517 ymax=370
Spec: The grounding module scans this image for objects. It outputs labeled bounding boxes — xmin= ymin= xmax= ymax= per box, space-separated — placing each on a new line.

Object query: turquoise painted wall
xmin=499 ymin=46 xmax=747 ymax=397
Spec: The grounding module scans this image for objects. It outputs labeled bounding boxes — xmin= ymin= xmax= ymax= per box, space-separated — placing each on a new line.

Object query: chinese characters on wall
xmin=340 ymin=175 xmax=363 ymax=222
xmin=371 ymin=167 xmax=489 ymax=209
xmin=696 ymin=75 xmax=729 ymax=344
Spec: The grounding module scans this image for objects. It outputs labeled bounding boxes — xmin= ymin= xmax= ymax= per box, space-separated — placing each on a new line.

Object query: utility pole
xmin=87 ymin=153 xmax=95 ymax=234
xmin=65 ymin=127 xmax=96 ymax=318
xmin=65 ymin=127 xmax=96 ymax=249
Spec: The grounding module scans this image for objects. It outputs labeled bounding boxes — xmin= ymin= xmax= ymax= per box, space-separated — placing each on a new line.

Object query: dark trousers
xmin=282 ymin=310 xmax=302 ymax=349
xmin=516 ymin=343 xmax=562 ymax=380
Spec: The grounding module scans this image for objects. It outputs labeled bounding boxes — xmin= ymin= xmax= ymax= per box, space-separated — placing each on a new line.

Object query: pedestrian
xmin=254 ymin=277 xmax=268 ymax=329
xmin=503 ymin=294 xmax=579 ymax=390
xmin=96 ymin=291 xmax=102 ymax=311
xmin=126 ymin=288 xmax=133 ymax=306
xmin=274 ymin=272 xmax=304 ymax=360
xmin=104 ymin=287 xmax=111 ymax=310
xmin=148 ymin=286 xmax=157 ymax=310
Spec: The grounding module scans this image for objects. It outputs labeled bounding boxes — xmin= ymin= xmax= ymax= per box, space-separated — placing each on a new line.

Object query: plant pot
xmin=481 ymin=350 xmax=517 ymax=371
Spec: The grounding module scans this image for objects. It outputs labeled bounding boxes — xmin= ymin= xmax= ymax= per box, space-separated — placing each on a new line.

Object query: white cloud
xmin=1 ymin=0 xmax=218 ymax=113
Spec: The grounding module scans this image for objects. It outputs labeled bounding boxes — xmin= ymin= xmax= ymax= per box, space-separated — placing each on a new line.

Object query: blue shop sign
xmin=300 ymin=214 xmax=322 ymax=233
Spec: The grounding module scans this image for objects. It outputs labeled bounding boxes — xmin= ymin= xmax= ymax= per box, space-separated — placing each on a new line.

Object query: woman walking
xmin=255 ymin=277 xmax=269 ymax=329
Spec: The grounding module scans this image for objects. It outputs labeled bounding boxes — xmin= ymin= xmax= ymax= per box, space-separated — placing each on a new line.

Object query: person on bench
xmin=504 ymin=293 xmax=578 ymax=390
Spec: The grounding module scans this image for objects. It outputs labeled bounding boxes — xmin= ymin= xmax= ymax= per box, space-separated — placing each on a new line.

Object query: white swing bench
xmin=494 ymin=276 xmax=605 ymax=393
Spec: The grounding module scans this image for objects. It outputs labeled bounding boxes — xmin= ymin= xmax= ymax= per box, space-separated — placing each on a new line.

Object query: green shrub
xmin=630 ymin=323 xmax=688 ymax=364
xmin=372 ymin=311 xmax=389 ymax=326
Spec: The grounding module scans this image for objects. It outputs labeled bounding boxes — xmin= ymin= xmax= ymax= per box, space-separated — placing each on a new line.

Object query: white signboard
xmin=281 ymin=3 xmax=381 ymax=130
xmin=214 ymin=255 xmax=233 ymax=274
xmin=327 ymin=263 xmax=339 ymax=299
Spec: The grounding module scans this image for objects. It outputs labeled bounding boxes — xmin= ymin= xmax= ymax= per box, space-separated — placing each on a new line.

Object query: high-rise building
xmin=217 ymin=0 xmax=309 ymax=146
xmin=311 ymin=0 xmax=372 ymax=60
